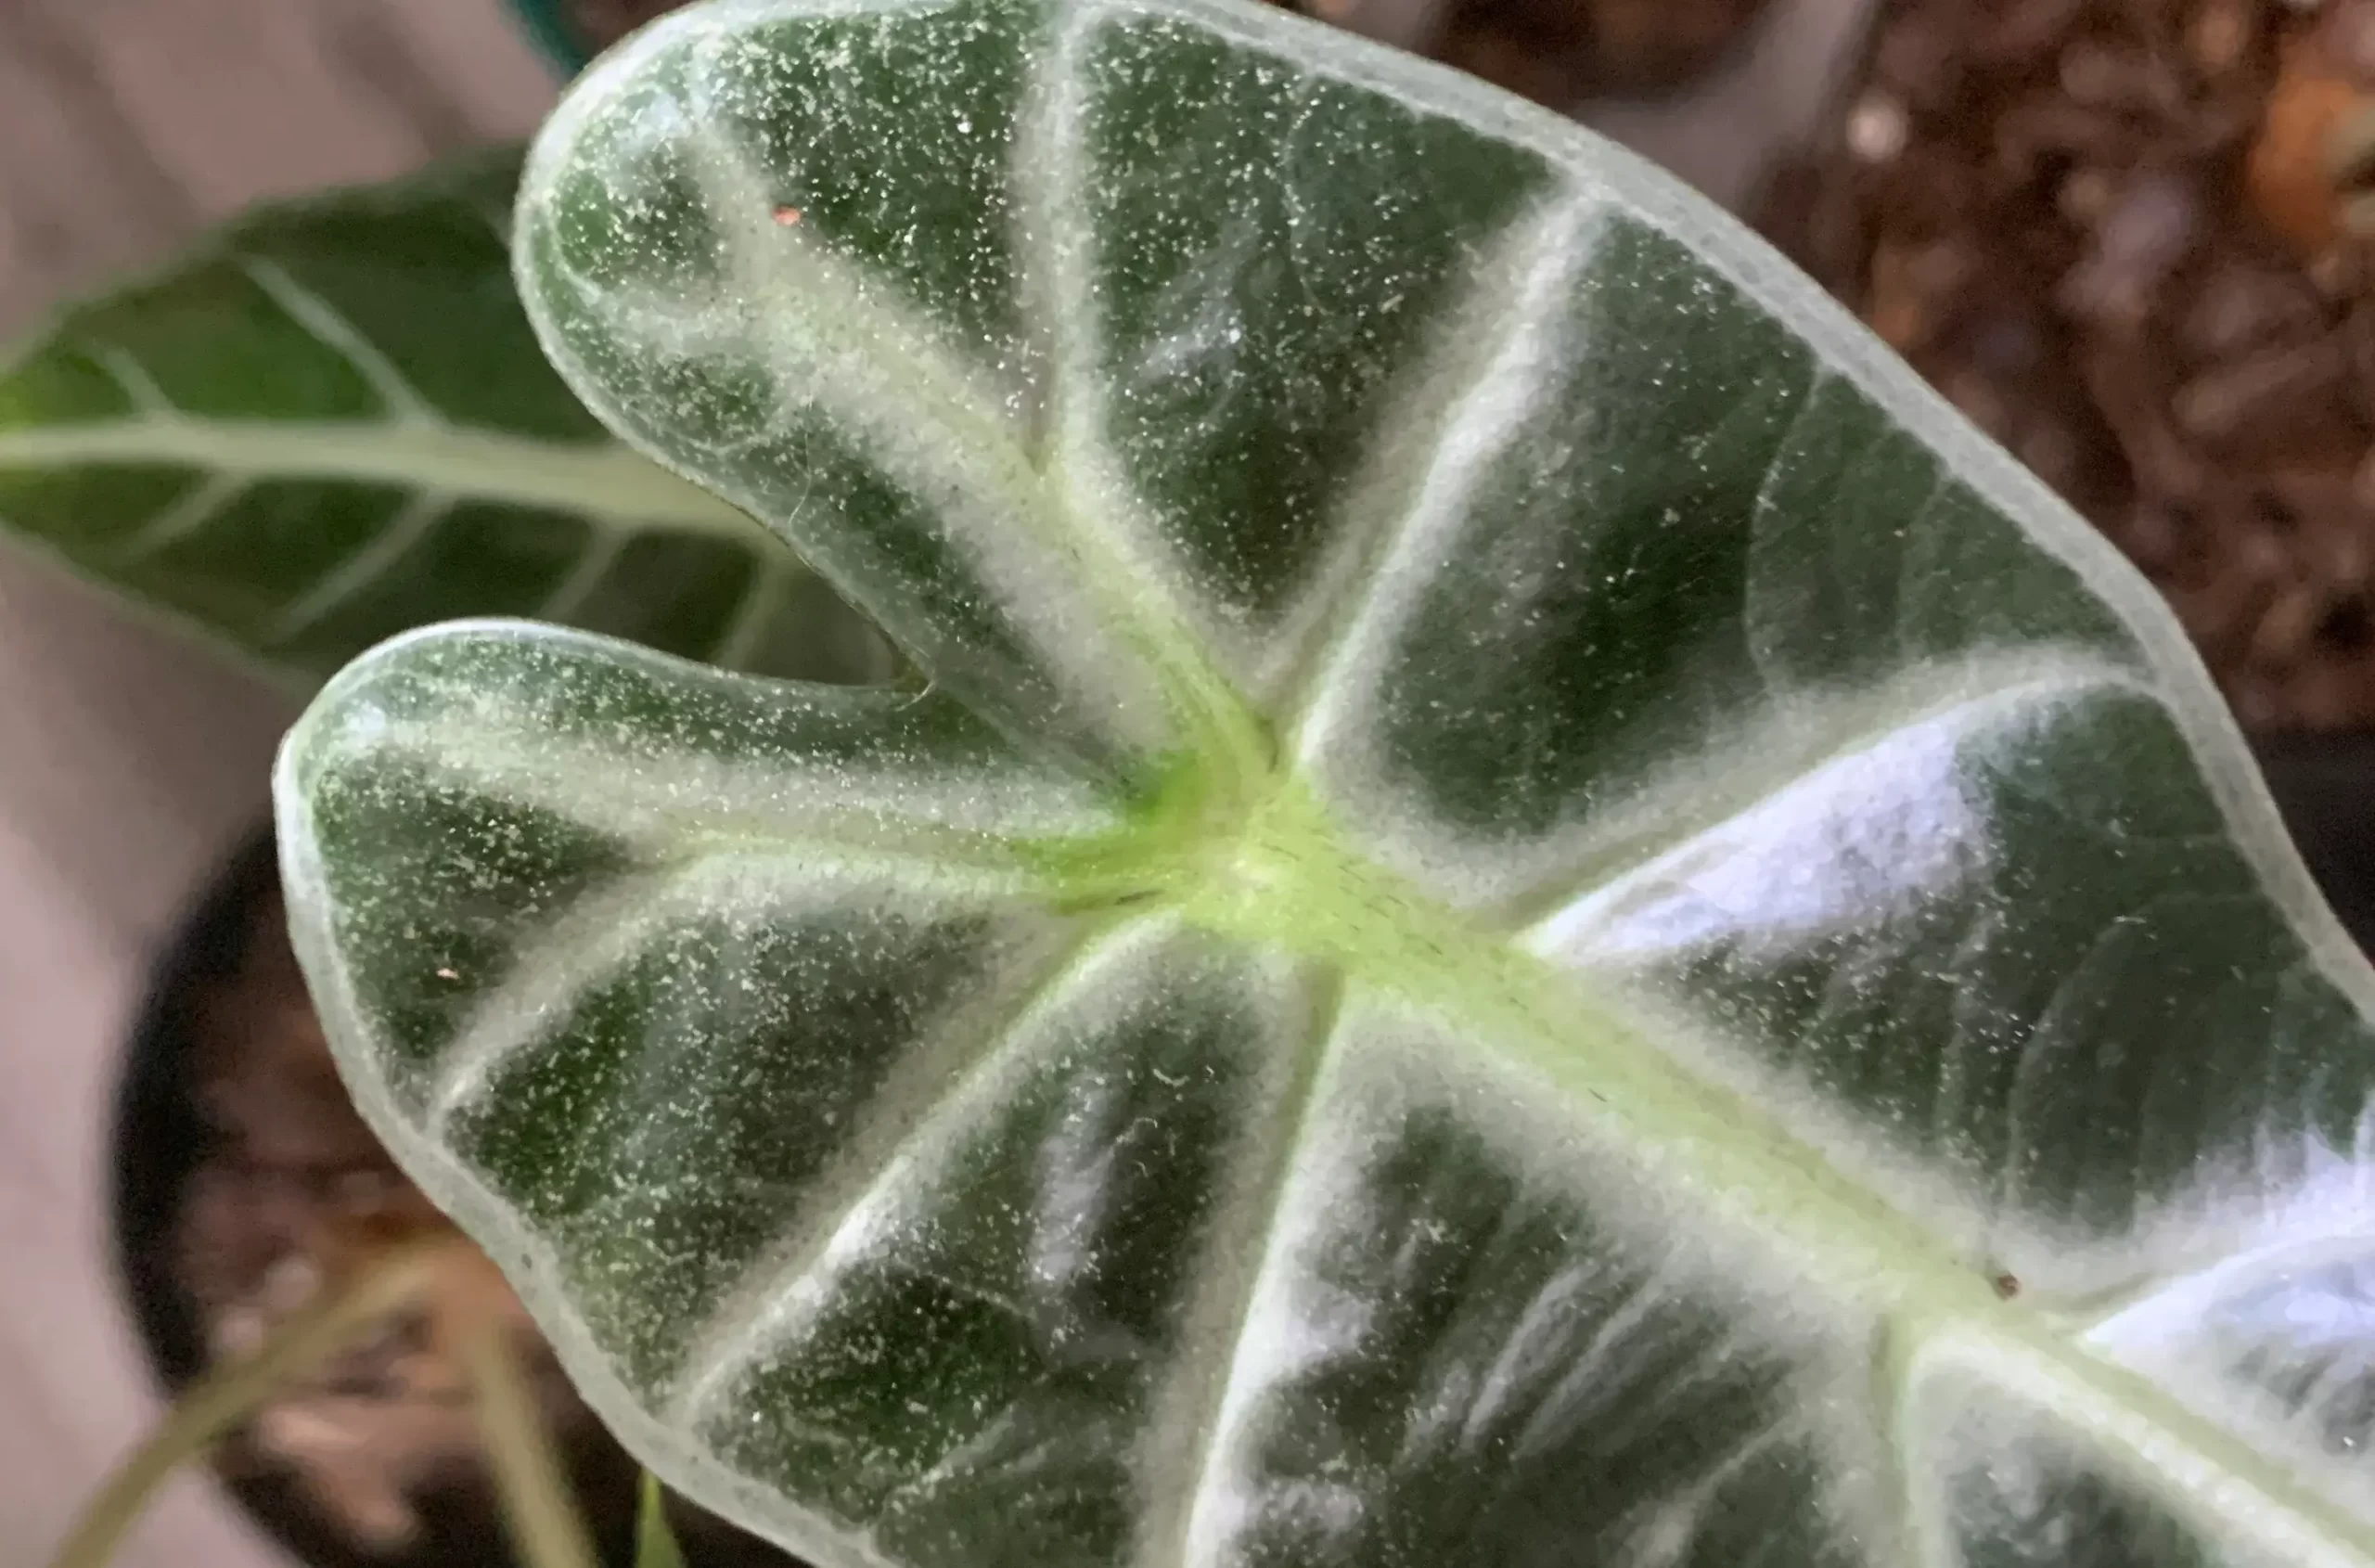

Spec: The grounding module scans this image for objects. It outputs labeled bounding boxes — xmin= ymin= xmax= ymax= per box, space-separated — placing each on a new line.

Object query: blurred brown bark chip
xmin=1759 ymin=0 xmax=2375 ymax=732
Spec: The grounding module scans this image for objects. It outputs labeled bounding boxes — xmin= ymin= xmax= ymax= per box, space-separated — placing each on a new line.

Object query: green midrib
xmin=0 ymin=418 xmax=768 ymax=538
xmin=1151 ymin=774 xmax=2375 ymax=1562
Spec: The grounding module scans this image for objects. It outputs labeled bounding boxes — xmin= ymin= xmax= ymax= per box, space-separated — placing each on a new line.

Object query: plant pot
xmin=108 ymin=832 xmax=800 ymax=1568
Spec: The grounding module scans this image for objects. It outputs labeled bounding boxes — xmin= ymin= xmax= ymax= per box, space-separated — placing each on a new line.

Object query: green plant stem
xmin=635 ymin=1471 xmax=690 ymax=1568
xmin=45 ymin=1240 xmax=445 ymax=1568
xmin=463 ymin=1319 xmax=602 ymax=1568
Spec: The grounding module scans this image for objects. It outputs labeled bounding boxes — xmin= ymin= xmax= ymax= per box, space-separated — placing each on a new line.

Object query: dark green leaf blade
xmin=0 ymin=146 xmax=892 ymax=686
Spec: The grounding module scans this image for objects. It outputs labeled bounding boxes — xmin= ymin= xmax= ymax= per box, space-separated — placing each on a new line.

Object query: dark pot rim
xmin=105 ymin=731 xmax=2375 ymax=1566
xmin=111 ymin=830 xmax=276 ymax=1399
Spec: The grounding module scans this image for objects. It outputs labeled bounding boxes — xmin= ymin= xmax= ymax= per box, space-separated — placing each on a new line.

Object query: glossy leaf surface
xmin=0 ymin=147 xmax=889 ymax=685
xmin=279 ymin=3 xmax=2375 ymax=1565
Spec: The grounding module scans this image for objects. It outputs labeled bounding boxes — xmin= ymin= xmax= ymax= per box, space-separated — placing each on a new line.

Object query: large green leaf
xmin=276 ymin=2 xmax=2375 ymax=1565
xmin=0 ymin=146 xmax=890 ymax=686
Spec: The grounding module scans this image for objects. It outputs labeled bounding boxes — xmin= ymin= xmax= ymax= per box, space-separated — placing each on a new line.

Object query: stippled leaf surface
xmin=279 ymin=3 xmax=2375 ymax=1565
xmin=0 ymin=146 xmax=889 ymax=685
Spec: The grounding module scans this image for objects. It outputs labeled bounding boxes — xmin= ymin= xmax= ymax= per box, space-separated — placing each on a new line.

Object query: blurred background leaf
xmin=0 ymin=145 xmax=894 ymax=690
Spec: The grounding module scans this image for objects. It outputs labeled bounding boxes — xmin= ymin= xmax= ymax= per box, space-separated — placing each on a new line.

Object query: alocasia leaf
xmin=275 ymin=1 xmax=2375 ymax=1564
xmin=0 ymin=146 xmax=890 ymax=686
